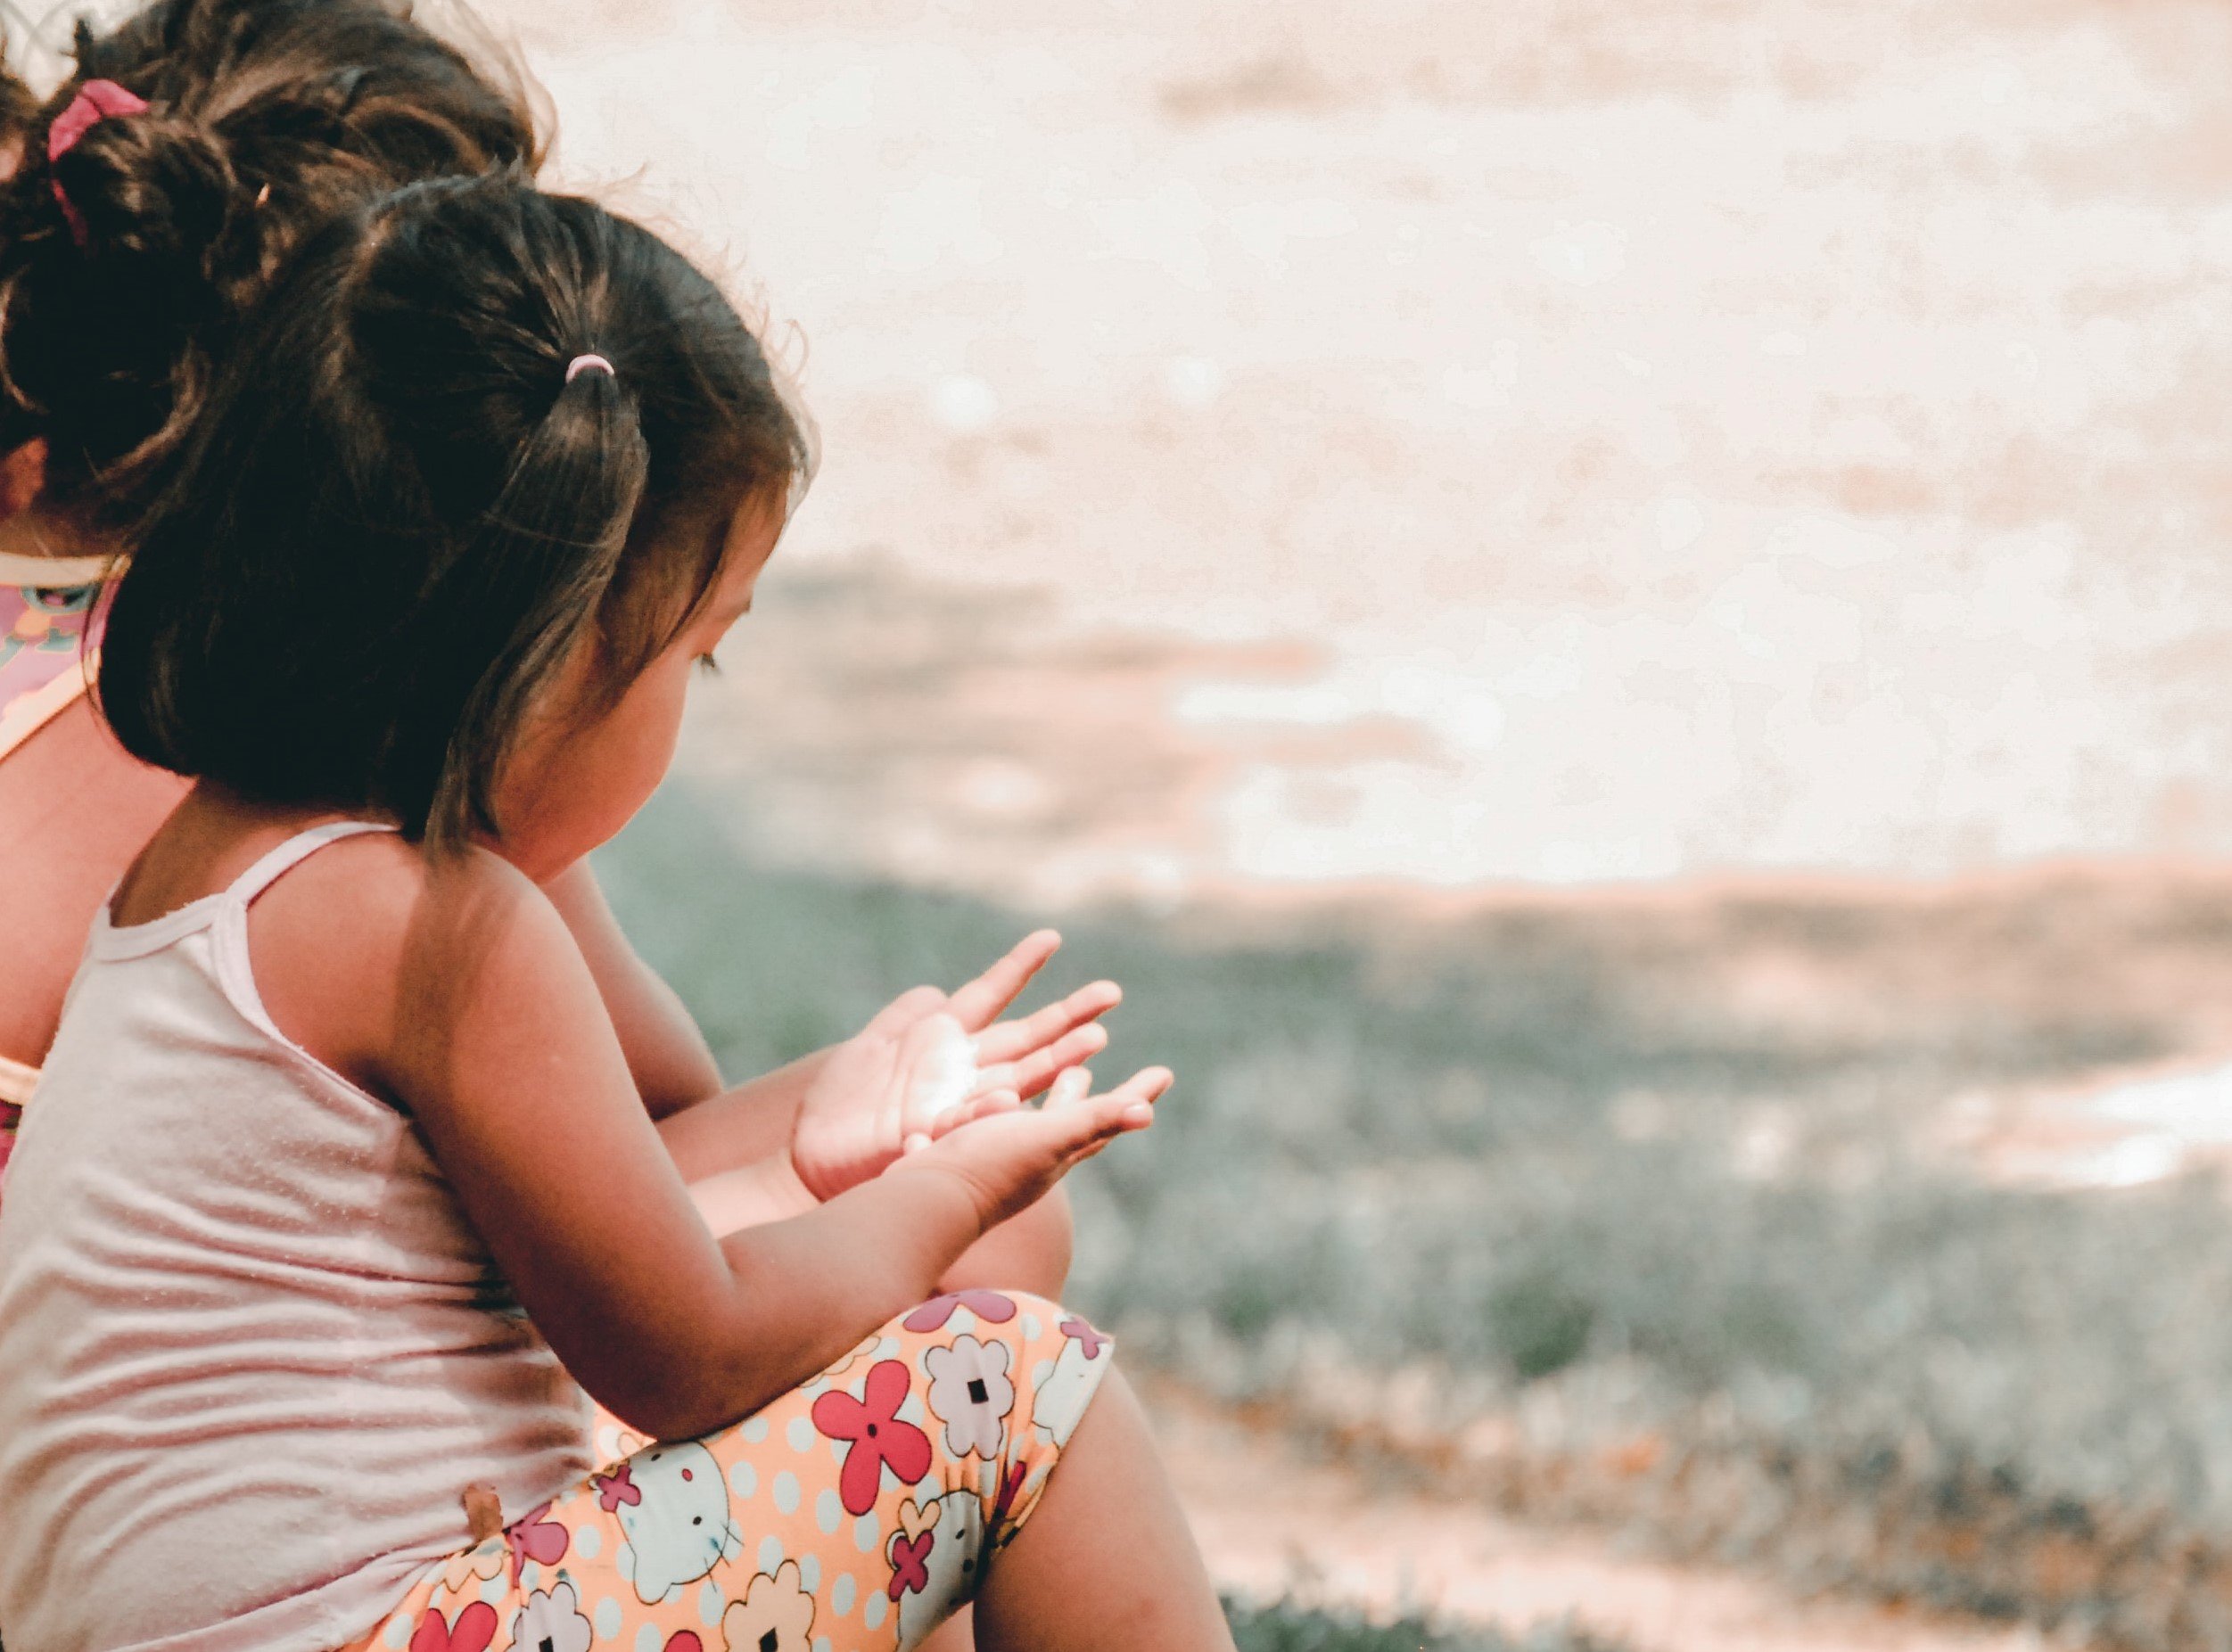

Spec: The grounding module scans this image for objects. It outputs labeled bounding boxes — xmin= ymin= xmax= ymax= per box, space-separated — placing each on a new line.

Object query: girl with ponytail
xmin=0 ymin=2 xmax=1096 ymax=1372
xmin=0 ymin=0 xmax=549 ymax=1134
xmin=0 ymin=173 xmax=1230 ymax=1652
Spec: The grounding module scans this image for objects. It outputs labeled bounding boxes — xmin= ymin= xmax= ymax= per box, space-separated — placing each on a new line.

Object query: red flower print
xmin=811 ymin=1358 xmax=933 ymax=1515
xmin=592 ymin=1463 xmax=641 ymax=1512
xmin=902 ymin=1290 xmax=1017 ymax=1333
xmin=984 ymin=1459 xmax=1029 ymax=1551
xmin=887 ymin=1529 xmax=933 ymax=1599
xmin=1058 ymin=1316 xmax=1108 ymax=1359
xmin=504 ymin=1501 xmax=568 ymax=1582
xmin=408 ymin=1601 xmax=498 ymax=1652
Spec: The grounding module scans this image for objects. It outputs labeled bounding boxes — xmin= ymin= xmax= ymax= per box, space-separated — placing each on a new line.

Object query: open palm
xmin=790 ymin=931 xmax=1122 ymax=1201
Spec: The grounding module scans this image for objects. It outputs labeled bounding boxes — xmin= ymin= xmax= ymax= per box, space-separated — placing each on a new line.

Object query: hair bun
xmin=48 ymin=102 xmax=236 ymax=281
xmin=0 ymin=0 xmax=540 ymax=522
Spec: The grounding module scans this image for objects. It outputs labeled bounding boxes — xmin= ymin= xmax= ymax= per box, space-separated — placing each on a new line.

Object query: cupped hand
xmin=790 ymin=932 xmax=1123 ymax=1201
xmin=895 ymin=1064 xmax=1171 ymax=1235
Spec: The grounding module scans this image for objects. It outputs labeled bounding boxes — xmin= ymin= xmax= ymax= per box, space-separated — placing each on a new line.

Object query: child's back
xmin=0 ymin=823 xmax=589 ymax=1649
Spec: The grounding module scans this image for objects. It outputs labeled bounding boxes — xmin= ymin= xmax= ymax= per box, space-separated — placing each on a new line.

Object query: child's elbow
xmin=571 ymin=1335 xmax=745 ymax=1444
xmin=591 ymin=1372 xmax=736 ymax=1445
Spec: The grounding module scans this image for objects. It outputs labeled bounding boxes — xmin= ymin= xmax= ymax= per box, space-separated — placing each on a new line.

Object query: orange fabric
xmin=345 ymin=1293 xmax=1113 ymax=1652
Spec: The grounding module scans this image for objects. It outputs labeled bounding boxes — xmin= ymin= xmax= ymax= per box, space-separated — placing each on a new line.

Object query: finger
xmin=945 ymin=931 xmax=1064 ymax=1031
xmin=976 ymin=1022 xmax=1109 ymax=1101
xmin=934 ymin=1089 xmax=1021 ymax=1138
xmin=1045 ymin=1066 xmax=1092 ymax=1110
xmin=1035 ymin=1076 xmax=1160 ymax=1162
xmin=972 ymin=979 xmax=1122 ymax=1064
xmin=1091 ymin=1064 xmax=1172 ymax=1116
xmin=862 ymin=983 xmax=951 ymax=1040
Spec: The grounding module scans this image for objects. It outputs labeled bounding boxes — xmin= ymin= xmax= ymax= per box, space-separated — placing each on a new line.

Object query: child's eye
xmin=695 ymin=653 xmax=721 ymax=677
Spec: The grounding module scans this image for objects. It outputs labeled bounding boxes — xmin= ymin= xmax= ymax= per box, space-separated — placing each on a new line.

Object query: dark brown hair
xmin=0 ymin=0 xmax=540 ymax=525
xmin=99 ymin=173 xmax=812 ymax=850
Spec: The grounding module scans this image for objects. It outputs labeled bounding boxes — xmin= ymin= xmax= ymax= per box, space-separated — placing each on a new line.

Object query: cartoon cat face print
xmin=1031 ymin=1321 xmax=1110 ymax=1451
xmin=888 ymin=1491 xmax=984 ymax=1649
xmin=616 ymin=1441 xmax=738 ymax=1604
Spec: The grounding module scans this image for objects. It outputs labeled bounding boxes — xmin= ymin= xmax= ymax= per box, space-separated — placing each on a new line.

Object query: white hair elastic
xmin=564 ymin=353 xmax=615 ymax=383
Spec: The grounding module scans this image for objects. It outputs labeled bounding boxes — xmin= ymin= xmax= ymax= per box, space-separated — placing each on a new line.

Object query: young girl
xmin=0 ymin=0 xmax=1101 ymax=1364
xmin=0 ymin=0 xmax=544 ymax=1114
xmin=0 ymin=174 xmax=1231 ymax=1650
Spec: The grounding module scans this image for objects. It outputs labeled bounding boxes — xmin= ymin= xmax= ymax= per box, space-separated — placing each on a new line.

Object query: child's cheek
xmin=587 ymin=657 xmax=692 ymax=835
xmin=498 ymin=660 xmax=691 ymax=872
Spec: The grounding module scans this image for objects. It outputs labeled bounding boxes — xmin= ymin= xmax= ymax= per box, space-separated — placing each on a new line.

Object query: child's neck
xmin=109 ymin=785 xmax=381 ymax=929
xmin=0 ymin=498 xmax=110 ymax=565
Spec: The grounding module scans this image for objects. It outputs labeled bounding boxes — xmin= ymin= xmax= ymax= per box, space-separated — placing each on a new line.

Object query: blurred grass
xmin=1223 ymin=1598 xmax=1623 ymax=1652
xmin=598 ymin=783 xmax=2232 ymax=1648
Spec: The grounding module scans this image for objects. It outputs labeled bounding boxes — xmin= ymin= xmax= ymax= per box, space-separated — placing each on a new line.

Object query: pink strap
xmin=48 ymin=78 xmax=150 ymax=249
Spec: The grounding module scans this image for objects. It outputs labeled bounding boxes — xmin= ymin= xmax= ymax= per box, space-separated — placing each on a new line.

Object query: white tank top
xmin=0 ymin=822 xmax=592 ymax=1652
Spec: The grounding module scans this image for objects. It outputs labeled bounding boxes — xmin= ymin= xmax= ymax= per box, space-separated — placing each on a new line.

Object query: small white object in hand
xmin=910 ymin=1017 xmax=979 ymax=1125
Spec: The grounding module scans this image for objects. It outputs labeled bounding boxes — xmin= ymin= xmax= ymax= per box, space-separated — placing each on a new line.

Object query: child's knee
xmin=886 ymin=1288 xmax=1116 ymax=1468
xmin=937 ymin=1186 xmax=1074 ymax=1299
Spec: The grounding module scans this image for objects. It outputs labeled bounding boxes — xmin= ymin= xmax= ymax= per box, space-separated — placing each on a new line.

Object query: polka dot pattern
xmin=342 ymin=1294 xmax=1107 ymax=1652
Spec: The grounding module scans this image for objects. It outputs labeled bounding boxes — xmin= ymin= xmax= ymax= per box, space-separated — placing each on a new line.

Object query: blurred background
xmin=40 ymin=0 xmax=2232 ymax=1644
xmin=529 ymin=3 xmax=2232 ymax=1648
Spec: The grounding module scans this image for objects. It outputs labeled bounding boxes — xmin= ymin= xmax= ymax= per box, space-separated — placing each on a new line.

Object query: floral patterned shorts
xmin=346 ymin=1291 xmax=1112 ymax=1652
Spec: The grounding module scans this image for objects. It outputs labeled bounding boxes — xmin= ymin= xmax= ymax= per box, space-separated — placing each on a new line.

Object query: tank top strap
xmin=224 ymin=820 xmax=398 ymax=908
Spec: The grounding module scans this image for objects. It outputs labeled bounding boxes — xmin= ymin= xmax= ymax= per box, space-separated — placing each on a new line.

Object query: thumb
xmin=1041 ymin=1064 xmax=1168 ymax=1159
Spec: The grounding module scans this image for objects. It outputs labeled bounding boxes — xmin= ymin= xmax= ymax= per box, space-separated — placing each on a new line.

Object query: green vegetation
xmin=1223 ymin=1598 xmax=1623 ymax=1652
xmin=599 ymin=784 xmax=2232 ymax=1649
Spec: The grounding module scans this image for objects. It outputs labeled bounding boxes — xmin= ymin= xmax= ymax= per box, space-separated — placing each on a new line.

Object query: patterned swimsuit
xmin=0 ymin=549 xmax=111 ymax=1169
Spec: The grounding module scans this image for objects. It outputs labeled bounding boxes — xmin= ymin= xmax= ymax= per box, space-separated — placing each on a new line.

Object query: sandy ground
xmin=463 ymin=0 xmax=2232 ymax=896
xmin=1142 ymin=1383 xmax=2047 ymax=1652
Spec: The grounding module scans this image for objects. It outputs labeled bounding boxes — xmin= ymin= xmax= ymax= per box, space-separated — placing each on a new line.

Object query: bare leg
xmin=976 ymin=1368 xmax=1233 ymax=1652
xmin=918 ymin=1606 xmax=976 ymax=1652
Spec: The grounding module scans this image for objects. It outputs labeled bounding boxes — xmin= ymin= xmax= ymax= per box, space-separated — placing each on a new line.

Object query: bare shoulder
xmin=251 ymin=831 xmax=543 ymax=958
xmin=251 ymin=834 xmax=575 ymax=1093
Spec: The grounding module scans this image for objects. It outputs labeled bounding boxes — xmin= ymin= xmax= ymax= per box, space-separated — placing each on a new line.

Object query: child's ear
xmin=0 ymin=439 xmax=47 ymax=520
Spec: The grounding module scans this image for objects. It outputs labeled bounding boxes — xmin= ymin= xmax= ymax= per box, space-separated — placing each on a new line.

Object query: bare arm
xmin=671 ymin=1075 xmax=1077 ymax=1300
xmin=657 ymin=932 xmax=1118 ymax=1188
xmin=542 ymin=860 xmax=723 ymax=1115
xmin=537 ymin=874 xmax=1093 ymax=1292
xmin=289 ymin=844 xmax=1161 ymax=1441
xmin=548 ymin=866 xmax=1115 ymax=1174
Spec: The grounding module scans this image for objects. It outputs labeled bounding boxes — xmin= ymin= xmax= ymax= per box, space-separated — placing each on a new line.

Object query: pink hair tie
xmin=565 ymin=353 xmax=614 ymax=384
xmin=48 ymin=78 xmax=150 ymax=250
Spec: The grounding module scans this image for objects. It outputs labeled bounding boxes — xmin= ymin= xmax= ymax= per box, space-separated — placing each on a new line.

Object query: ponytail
xmin=102 ymin=176 xmax=810 ymax=851
xmin=409 ymin=342 xmax=650 ymax=847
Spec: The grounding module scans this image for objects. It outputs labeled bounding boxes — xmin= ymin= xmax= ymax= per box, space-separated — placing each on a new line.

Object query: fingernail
xmin=902 ymin=1133 xmax=931 ymax=1155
